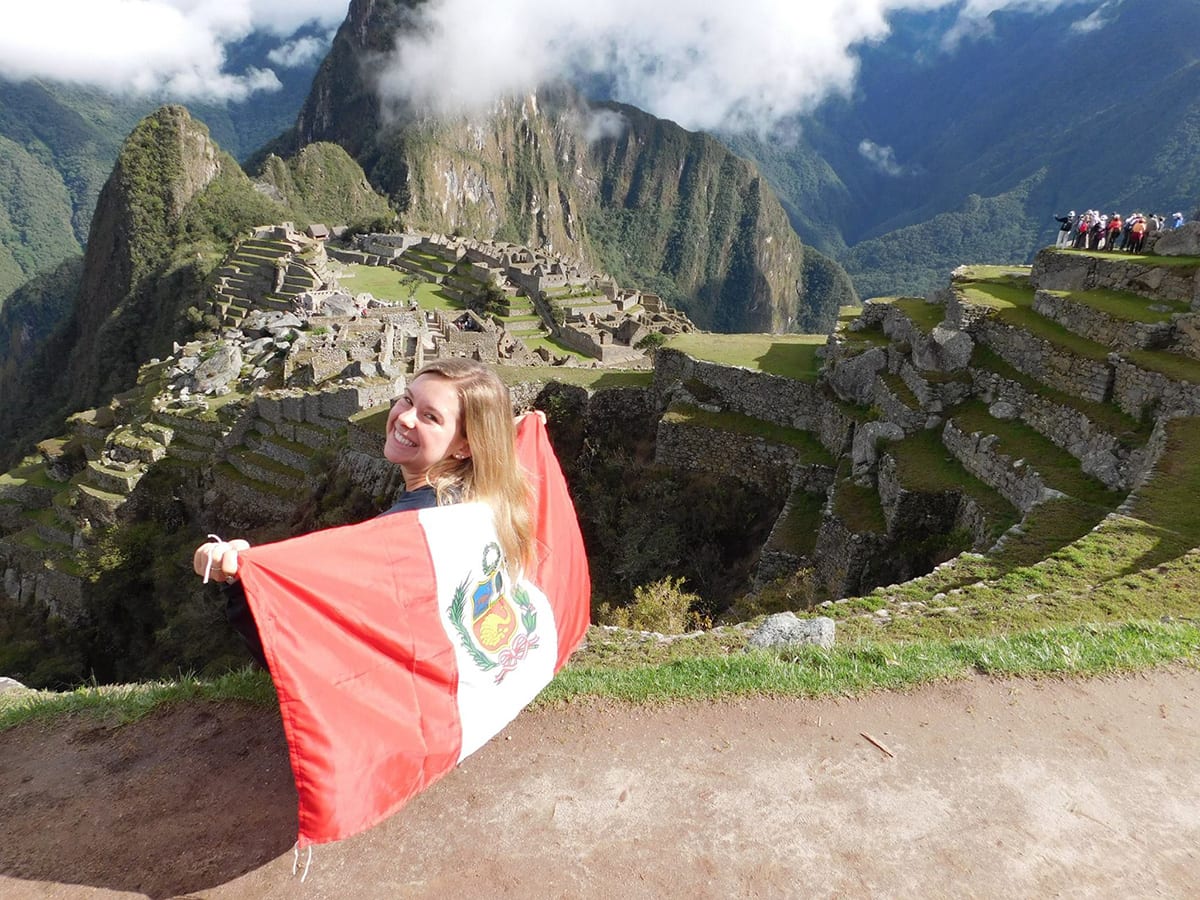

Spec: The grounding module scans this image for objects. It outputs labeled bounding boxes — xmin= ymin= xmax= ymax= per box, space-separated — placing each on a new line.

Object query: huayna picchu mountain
xmin=264 ymin=0 xmax=855 ymax=335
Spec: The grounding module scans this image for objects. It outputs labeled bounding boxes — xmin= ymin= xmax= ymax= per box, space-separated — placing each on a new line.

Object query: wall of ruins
xmin=941 ymin=419 xmax=1052 ymax=513
xmin=654 ymin=349 xmax=855 ymax=457
xmin=654 ymin=419 xmax=835 ymax=497
xmin=1031 ymin=250 xmax=1200 ymax=307
xmin=1032 ymin=290 xmax=1173 ymax=351
xmin=876 ymin=452 xmax=992 ymax=549
xmin=975 ymin=321 xmax=1114 ymax=403
xmin=1112 ymin=359 xmax=1200 ymax=419
xmin=971 ymin=368 xmax=1152 ymax=490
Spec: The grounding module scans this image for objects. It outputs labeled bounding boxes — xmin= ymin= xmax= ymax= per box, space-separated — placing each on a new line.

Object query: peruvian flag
xmin=235 ymin=415 xmax=590 ymax=846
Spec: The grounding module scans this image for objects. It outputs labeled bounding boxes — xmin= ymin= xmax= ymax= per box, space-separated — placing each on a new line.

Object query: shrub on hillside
xmin=596 ymin=576 xmax=708 ymax=634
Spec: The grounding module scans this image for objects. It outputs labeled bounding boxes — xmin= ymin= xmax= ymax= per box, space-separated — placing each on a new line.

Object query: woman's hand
xmin=193 ymin=538 xmax=250 ymax=583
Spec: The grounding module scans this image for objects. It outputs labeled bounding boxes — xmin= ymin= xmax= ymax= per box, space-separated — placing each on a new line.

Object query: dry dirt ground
xmin=2 ymin=666 xmax=1199 ymax=899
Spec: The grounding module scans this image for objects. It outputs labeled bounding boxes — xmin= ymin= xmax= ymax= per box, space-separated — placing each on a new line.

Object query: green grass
xmin=544 ymin=621 xmax=1199 ymax=702
xmin=1055 ymin=248 xmax=1200 ymax=269
xmin=871 ymin=296 xmax=946 ymax=333
xmin=0 ymin=668 xmax=275 ymax=730
xmin=832 ymin=478 xmax=887 ymax=534
xmin=771 ymin=489 xmax=825 ymax=556
xmin=955 ymin=265 xmax=1032 ymax=282
xmin=1124 ymin=346 xmax=1200 ymax=384
xmin=522 ymin=334 xmax=593 ymax=361
xmin=957 ymin=281 xmax=1114 ymax=362
xmin=664 ymin=404 xmax=835 ymax=463
xmin=1050 ymin=288 xmax=1189 ymax=324
xmin=880 ymin=372 xmax=920 ymax=410
xmin=337 ymin=263 xmax=460 ymax=311
xmin=665 ymin=333 xmax=826 ymax=381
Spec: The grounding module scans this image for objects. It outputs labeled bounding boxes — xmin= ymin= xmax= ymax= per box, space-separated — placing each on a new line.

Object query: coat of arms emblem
xmin=448 ymin=542 xmax=539 ymax=682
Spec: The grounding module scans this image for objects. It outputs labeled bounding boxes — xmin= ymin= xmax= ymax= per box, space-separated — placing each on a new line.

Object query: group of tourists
xmin=1054 ymin=209 xmax=1187 ymax=253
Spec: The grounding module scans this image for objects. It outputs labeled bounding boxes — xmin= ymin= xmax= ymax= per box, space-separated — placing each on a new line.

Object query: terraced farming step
xmin=226 ymin=449 xmax=307 ymax=491
xmin=83 ymin=460 xmax=143 ymax=495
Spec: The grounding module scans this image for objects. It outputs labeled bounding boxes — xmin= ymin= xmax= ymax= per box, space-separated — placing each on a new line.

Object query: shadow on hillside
xmin=0 ymin=701 xmax=296 ymax=899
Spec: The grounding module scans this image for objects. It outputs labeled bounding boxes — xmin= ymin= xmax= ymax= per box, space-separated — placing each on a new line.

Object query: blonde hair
xmin=417 ymin=359 xmax=533 ymax=574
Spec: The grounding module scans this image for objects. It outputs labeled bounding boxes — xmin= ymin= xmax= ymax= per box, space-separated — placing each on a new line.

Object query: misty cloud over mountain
xmin=4 ymin=0 xmax=1113 ymax=120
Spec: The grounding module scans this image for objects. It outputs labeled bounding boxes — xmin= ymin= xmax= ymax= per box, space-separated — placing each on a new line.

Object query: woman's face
xmin=383 ymin=374 xmax=471 ymax=482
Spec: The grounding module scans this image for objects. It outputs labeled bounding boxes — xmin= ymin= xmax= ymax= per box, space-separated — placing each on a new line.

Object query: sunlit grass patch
xmin=0 ymin=668 xmax=275 ymax=730
xmin=665 ymin=333 xmax=826 ymax=381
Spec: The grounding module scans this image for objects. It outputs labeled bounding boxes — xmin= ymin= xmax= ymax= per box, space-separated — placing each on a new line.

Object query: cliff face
xmin=284 ymin=0 xmax=855 ymax=333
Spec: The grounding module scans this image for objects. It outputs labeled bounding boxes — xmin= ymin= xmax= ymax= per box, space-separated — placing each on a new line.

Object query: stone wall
xmin=944 ymin=289 xmax=997 ymax=331
xmin=871 ymin=375 xmax=929 ymax=433
xmin=1112 ymin=359 xmax=1200 ymax=419
xmin=811 ymin=511 xmax=892 ymax=599
xmin=1033 ymin=289 xmax=1173 ymax=351
xmin=941 ymin=419 xmax=1056 ymax=513
xmin=898 ymin=360 xmax=973 ymax=413
xmin=877 ymin=452 xmax=993 ymax=549
xmin=654 ymin=419 xmax=831 ymax=496
xmin=971 ymin=368 xmax=1152 ymax=491
xmin=975 ymin=320 xmax=1114 ymax=403
xmin=654 ymin=349 xmax=855 ymax=456
xmin=1030 ymin=249 xmax=1200 ymax=307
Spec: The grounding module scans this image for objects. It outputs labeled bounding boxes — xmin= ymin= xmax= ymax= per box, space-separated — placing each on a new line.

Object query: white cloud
xmin=268 ymin=34 xmax=334 ymax=69
xmin=858 ymin=139 xmax=905 ymax=176
xmin=0 ymin=0 xmax=348 ymax=101
xmin=583 ymin=109 xmax=628 ymax=144
xmin=1069 ymin=0 xmax=1121 ymax=34
xmin=377 ymin=0 xmax=1105 ymax=134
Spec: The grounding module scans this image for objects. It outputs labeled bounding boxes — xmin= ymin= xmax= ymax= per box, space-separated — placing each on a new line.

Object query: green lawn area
xmin=870 ymin=296 xmax=946 ymax=333
xmin=665 ymin=333 xmax=826 ymax=381
xmin=1124 ymin=346 xmax=1200 ymax=384
xmin=957 ymin=281 xmax=1115 ymax=362
xmin=336 ymin=263 xmax=462 ymax=311
xmin=1054 ymin=248 xmax=1200 ymax=270
xmin=522 ymin=334 xmax=593 ymax=362
xmin=955 ymin=264 xmax=1032 ymax=282
xmin=832 ymin=477 xmax=887 ymax=534
xmin=880 ymin=372 xmax=920 ymax=410
xmin=772 ymin=489 xmax=825 ymax=556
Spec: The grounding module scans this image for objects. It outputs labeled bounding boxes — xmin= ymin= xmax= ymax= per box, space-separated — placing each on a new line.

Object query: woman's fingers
xmin=194 ymin=538 xmax=251 ymax=583
xmin=221 ymin=539 xmax=251 ymax=578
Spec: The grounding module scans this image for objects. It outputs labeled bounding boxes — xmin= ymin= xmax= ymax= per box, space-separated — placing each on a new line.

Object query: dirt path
xmin=2 ymin=667 xmax=1198 ymax=899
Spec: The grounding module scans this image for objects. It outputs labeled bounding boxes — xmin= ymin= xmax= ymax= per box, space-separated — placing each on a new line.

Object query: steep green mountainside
xmin=257 ymin=142 xmax=395 ymax=228
xmin=0 ymin=107 xmax=389 ymax=465
xmin=725 ymin=0 xmax=1200 ymax=297
xmin=274 ymin=0 xmax=855 ymax=334
xmin=0 ymin=36 xmax=322 ymax=306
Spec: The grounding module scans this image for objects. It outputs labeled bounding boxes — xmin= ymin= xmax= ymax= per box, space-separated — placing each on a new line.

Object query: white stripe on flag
xmin=420 ymin=502 xmax=558 ymax=761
